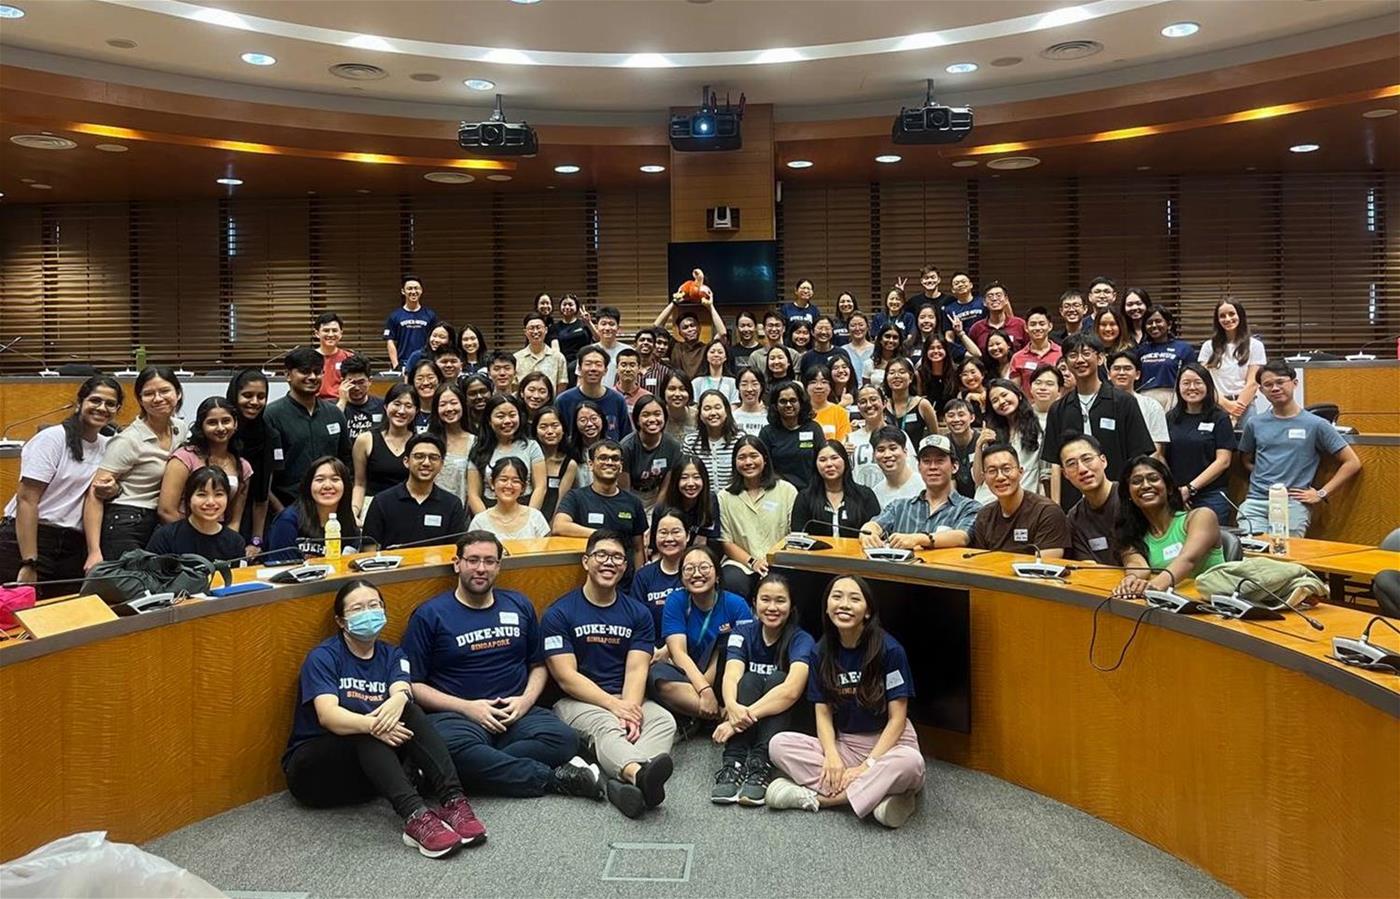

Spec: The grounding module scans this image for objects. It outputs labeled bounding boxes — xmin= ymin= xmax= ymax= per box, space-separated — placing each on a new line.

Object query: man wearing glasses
xmin=970 ymin=444 xmax=1072 ymax=557
xmin=334 ymin=354 xmax=386 ymax=441
xmin=544 ymin=530 xmax=677 ymax=818
xmin=361 ymin=434 xmax=467 ymax=550
xmin=402 ymin=531 xmax=604 ymax=801
xmin=552 ymin=439 xmax=647 ymax=590
xmin=1058 ymin=434 xmax=1121 ymax=565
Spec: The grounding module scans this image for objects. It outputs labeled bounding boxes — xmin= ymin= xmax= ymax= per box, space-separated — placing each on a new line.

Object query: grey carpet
xmin=146 ymin=740 xmax=1234 ymax=899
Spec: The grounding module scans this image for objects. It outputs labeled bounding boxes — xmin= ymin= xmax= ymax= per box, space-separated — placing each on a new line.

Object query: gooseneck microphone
xmin=0 ymin=403 xmax=76 ymax=448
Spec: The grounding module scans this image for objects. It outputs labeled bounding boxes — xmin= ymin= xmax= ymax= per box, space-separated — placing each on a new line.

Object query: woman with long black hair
xmin=265 ymin=456 xmax=363 ymax=562
xmin=791 ymin=439 xmax=880 ymax=538
xmin=1164 ymin=363 xmax=1237 ymax=525
xmin=466 ymin=393 xmax=545 ymax=515
xmin=973 ymin=379 xmax=1047 ymax=504
xmin=1110 ymin=455 xmax=1225 ymax=598
xmin=1198 ymin=297 xmax=1266 ymax=426
xmin=158 ymin=396 xmax=252 ymax=527
xmin=659 ymin=454 xmax=720 ymax=545
xmin=226 ymin=368 xmax=281 ymax=556
xmin=1 ymin=375 xmax=123 ymax=594
xmin=719 ymin=435 xmax=797 ymax=599
xmin=766 ymin=575 xmax=924 ymax=828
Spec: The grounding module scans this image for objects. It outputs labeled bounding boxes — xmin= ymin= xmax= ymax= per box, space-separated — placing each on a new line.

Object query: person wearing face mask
xmin=553 ymin=440 xmax=648 ymax=590
xmin=630 ymin=508 xmax=691 ymax=655
xmin=362 ymin=434 xmax=468 ymax=551
xmin=544 ymin=531 xmax=678 ymax=818
xmin=620 ymin=396 xmax=683 ymax=512
xmin=284 ymin=580 xmax=484 ymax=858
xmin=264 ymin=347 xmax=353 ymax=508
xmin=146 ymin=466 xmax=247 ymax=561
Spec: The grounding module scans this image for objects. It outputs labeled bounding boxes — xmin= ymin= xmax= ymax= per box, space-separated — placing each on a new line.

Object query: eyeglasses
xmin=457 ymin=556 xmax=500 ymax=568
xmin=682 ymin=563 xmax=715 ymax=575
xmin=409 ymin=453 xmax=443 ymax=463
xmin=984 ymin=464 xmax=1019 ymax=478
xmin=589 ymin=550 xmax=627 ymax=564
xmin=1065 ymin=348 xmax=1099 ymax=359
xmin=1061 ymin=453 xmax=1102 ymax=471
xmin=85 ymin=398 xmax=121 ymax=410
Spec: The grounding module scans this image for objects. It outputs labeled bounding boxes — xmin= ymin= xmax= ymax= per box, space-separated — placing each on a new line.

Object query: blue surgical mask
xmin=345 ymin=608 xmax=386 ymax=641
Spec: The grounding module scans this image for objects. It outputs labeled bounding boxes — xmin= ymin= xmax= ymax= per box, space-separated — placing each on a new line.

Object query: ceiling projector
xmin=892 ymin=79 xmax=973 ymax=145
xmin=670 ymin=85 xmax=745 ymax=152
xmin=459 ymin=95 xmax=538 ymax=156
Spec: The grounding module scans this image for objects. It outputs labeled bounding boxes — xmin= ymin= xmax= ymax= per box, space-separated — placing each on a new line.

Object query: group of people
xmin=288 ymin=531 xmax=924 ymax=857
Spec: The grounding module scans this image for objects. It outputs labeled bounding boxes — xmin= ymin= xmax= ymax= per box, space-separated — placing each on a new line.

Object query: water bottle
xmin=134 ymin=345 xmax=147 ymax=370
xmin=324 ymin=512 xmax=342 ymax=561
xmin=1267 ymin=483 xmax=1289 ymax=555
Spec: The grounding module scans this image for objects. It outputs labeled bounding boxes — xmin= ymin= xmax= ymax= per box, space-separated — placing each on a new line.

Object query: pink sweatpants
xmin=768 ymin=721 xmax=926 ymax=818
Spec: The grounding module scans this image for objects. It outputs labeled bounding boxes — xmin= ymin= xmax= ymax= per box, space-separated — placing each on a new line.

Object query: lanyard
xmin=687 ymin=595 xmax=719 ymax=652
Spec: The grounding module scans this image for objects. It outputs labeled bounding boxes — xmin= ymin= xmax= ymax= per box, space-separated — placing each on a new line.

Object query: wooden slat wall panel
xmin=0 ymin=205 xmax=44 ymax=361
xmin=596 ymin=187 xmax=670 ymax=326
xmin=408 ymin=194 xmax=495 ymax=353
xmin=132 ymin=202 xmax=221 ymax=368
xmin=779 ymin=183 xmax=872 ymax=305
xmin=316 ymin=198 xmax=401 ymax=364
xmin=1177 ymin=175 xmax=1279 ymax=343
xmin=876 ymin=180 xmax=971 ymax=305
xmin=979 ymin=179 xmax=1074 ymax=300
xmin=1077 ymin=178 xmax=1174 ymax=308
xmin=48 ymin=205 xmax=132 ymax=365
xmin=227 ymin=198 xmax=312 ymax=366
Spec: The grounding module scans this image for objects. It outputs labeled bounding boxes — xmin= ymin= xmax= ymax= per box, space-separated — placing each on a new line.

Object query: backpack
xmin=81 ymin=550 xmax=233 ymax=606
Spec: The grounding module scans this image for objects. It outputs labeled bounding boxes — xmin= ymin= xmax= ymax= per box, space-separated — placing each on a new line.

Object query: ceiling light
xmin=1036 ymin=6 xmax=1092 ymax=29
xmin=356 ymin=188 xmax=371 ymax=194
xmin=510 ymin=0 xmax=542 ymax=4
xmin=554 ymin=164 xmax=581 ymax=174
xmin=464 ymin=78 xmax=496 ymax=91
xmin=9 ymin=134 xmax=77 ymax=150
xmin=486 ymin=174 xmax=513 ymax=181
xmin=986 ymin=156 xmax=1041 ymax=170
xmin=95 ymin=143 xmax=129 ymax=152
xmin=192 ymin=8 xmax=249 ymax=28
xmin=1289 ymin=143 xmax=1320 ymax=153
xmin=897 ymin=32 xmax=944 ymax=51
xmin=424 ymin=172 xmax=474 ymax=183
xmin=875 ymin=155 xmax=902 ymax=164
xmin=756 ymin=47 xmax=804 ymax=64
xmin=1160 ymin=21 xmax=1200 ymax=38
xmin=484 ymin=49 xmax=532 ymax=65
xmin=0 ymin=5 xmax=25 ymax=18
xmin=639 ymin=165 xmax=666 ymax=173
xmin=240 ymin=52 xmax=276 ymax=66
xmin=786 ymin=160 xmax=814 ymax=169
xmin=1136 ymin=165 xmax=1152 ymax=171
xmin=346 ymin=34 xmax=394 ymax=52
xmin=215 ymin=177 xmax=243 ymax=186
xmin=106 ymin=38 xmax=138 ymax=49
xmin=951 ymin=160 xmax=979 ymax=168
xmin=30 ymin=183 xmax=52 ymax=190
xmin=623 ymin=53 xmax=674 ymax=68
xmin=1362 ymin=108 xmax=1399 ymax=119
xmin=945 ymin=62 xmax=978 ymax=74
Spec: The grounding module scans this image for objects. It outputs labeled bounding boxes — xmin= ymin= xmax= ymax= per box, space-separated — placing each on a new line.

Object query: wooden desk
xmin=771 ymin=538 xmax=1399 ymax=899
xmin=0 ymin=537 xmax=586 ymax=862
xmin=1242 ymin=536 xmax=1373 ymax=564
xmin=1305 ymin=548 xmax=1400 ymax=606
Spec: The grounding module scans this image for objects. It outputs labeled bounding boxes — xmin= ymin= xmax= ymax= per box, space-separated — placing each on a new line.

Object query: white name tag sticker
xmin=587 ymin=512 xmax=605 ymax=525
xmin=1013 ymin=528 xmax=1029 ymax=542
xmin=1022 ymin=360 xmax=1039 ymax=370
xmin=273 ymin=448 xmax=285 ymax=461
xmin=644 ymin=377 xmax=657 ymax=386
xmin=728 ymin=634 xmax=744 ymax=649
xmin=1162 ymin=542 xmax=1183 ymax=560
xmin=934 ymin=525 xmax=950 ymax=533
xmin=400 ymin=658 xmax=411 ymax=673
xmin=762 ymin=500 xmax=778 ymax=512
xmin=334 ymin=362 xmax=342 ymax=372
xmin=499 ymin=611 xmax=519 ymax=625
xmin=423 ymin=514 xmax=443 ymax=527
xmin=548 ymin=477 xmax=561 ymax=488
xmin=327 ymin=422 xmax=342 ymax=435
xmin=1098 ymin=418 xmax=1116 ymax=431
xmin=822 ymin=424 xmax=836 ymax=437
xmin=650 ymin=459 xmax=668 ymax=473
xmin=885 ymin=670 xmax=905 ymax=689
xmin=1197 ymin=422 xmax=1214 ymax=432
xmin=1089 ymin=536 xmax=1109 ymax=551
xmin=544 ymin=635 xmax=563 ymax=651
xmin=1288 ymin=428 xmax=1306 ymax=439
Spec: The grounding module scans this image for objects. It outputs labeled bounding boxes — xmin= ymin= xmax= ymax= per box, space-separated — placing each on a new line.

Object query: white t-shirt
xmin=855 ymin=464 xmax=924 ymax=509
xmin=848 ymin=427 xmax=916 ymax=474
xmin=1198 ymin=336 xmax=1266 ymax=397
xmin=1135 ymin=393 xmax=1170 ymax=445
xmin=482 ymin=439 xmax=545 ymax=502
xmin=3 ymin=424 xmax=110 ymax=530
xmin=733 ymin=408 xmax=767 ymax=437
xmin=468 ymin=507 xmax=550 ymax=541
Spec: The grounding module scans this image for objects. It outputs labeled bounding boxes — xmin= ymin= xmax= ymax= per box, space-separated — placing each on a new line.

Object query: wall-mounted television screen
xmin=667 ymin=240 xmax=778 ymax=306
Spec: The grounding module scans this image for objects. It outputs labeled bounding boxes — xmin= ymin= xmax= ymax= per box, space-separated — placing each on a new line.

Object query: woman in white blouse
xmin=467 ymin=457 xmax=550 ymax=540
xmin=1198 ymin=298 xmax=1266 ymax=426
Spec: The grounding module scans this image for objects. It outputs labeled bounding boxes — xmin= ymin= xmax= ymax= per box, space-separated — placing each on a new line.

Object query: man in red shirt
xmin=315 ymin=312 xmax=353 ymax=400
xmin=1010 ymin=306 xmax=1062 ymax=394
xmin=967 ymin=282 xmax=1027 ymax=353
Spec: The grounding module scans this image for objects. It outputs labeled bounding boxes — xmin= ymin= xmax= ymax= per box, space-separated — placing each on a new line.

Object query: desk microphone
xmin=1344 ymin=338 xmax=1391 ymax=362
xmin=0 ymin=402 xmax=75 ymax=448
xmin=1011 ymin=543 xmax=1069 ymax=580
xmin=0 ymin=335 xmax=60 ymax=377
xmin=1331 ymin=616 xmax=1400 ymax=671
xmin=255 ymin=345 xmax=298 ymax=378
xmin=1207 ymin=574 xmax=1324 ymax=631
xmin=1219 ymin=494 xmax=1270 ymax=554
xmin=959 ymin=548 xmax=1000 ymax=560
xmin=783 ymin=519 xmax=863 ymax=552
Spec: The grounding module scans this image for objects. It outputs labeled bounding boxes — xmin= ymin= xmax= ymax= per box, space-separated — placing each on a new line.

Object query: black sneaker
xmin=550 ymin=757 xmax=604 ymax=799
xmin=634 ymin=753 xmax=674 ymax=808
xmin=711 ymin=761 xmax=743 ymax=804
xmin=737 ymin=754 xmax=771 ymax=806
xmin=605 ymin=778 xmax=646 ymax=819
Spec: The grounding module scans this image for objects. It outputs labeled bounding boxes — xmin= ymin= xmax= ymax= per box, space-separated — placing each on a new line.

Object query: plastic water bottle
xmin=324 ymin=512 xmax=342 ymax=561
xmin=134 ymin=345 xmax=147 ymax=370
xmin=1267 ymin=483 xmax=1290 ymax=555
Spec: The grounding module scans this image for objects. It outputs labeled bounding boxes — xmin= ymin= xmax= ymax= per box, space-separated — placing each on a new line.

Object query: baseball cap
xmin=916 ymin=433 xmax=953 ymax=457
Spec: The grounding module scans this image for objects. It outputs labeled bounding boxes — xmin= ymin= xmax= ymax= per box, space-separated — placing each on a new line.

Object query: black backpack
xmin=82 ymin=550 xmax=233 ymax=606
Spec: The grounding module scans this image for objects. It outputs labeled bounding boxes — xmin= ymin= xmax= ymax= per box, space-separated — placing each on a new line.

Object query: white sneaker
xmin=764 ymin=777 xmax=819 ymax=812
xmin=872 ymin=790 xmax=918 ymax=829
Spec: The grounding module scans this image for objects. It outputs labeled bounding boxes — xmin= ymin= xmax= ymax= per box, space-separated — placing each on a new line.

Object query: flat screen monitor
xmin=667 ymin=240 xmax=778 ymax=306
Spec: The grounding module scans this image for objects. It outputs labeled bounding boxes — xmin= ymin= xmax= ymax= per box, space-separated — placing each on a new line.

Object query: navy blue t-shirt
xmin=555 ymin=386 xmax=634 ymax=442
xmin=628 ymin=560 xmax=683 ymax=648
xmin=942 ymin=296 xmax=986 ymax=335
xmin=725 ymin=620 xmax=816 ymax=678
xmin=1136 ymin=339 xmax=1195 ymax=392
xmin=541 ymin=588 xmax=654 ymax=695
xmin=383 ymin=305 xmax=438 ymax=369
xmin=805 ymin=632 xmax=914 ymax=735
xmin=400 ymin=588 xmax=543 ymax=701
xmin=284 ymin=635 xmax=410 ymax=763
xmin=660 ymin=590 xmax=754 ymax=669
xmin=780 ymin=301 xmax=820 ymax=330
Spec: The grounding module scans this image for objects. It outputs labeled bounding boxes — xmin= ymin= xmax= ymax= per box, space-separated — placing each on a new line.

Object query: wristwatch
xmin=1316 ymin=487 xmax=1329 ymax=502
xmin=924 ymin=532 xmax=937 ymax=548
xmin=250 ymin=536 xmax=264 ymax=547
xmin=19 ymin=557 xmax=38 ymax=568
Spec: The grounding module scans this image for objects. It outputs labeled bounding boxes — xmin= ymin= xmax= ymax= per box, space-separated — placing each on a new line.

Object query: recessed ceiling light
xmin=240 ymin=52 xmax=276 ymax=66
xmin=1362 ymin=108 xmax=1398 ymax=119
xmin=95 ymin=143 xmax=129 ymax=152
xmin=1136 ymin=165 xmax=1152 ymax=171
xmin=786 ymin=160 xmax=814 ymax=169
xmin=9 ymin=134 xmax=77 ymax=150
xmin=215 ymin=177 xmax=243 ymax=186
xmin=756 ymin=47 xmax=804 ymax=64
xmin=106 ymin=38 xmax=138 ymax=49
xmin=986 ymin=156 xmax=1041 ymax=170
xmin=945 ymin=62 xmax=978 ymax=74
xmin=1289 ymin=143 xmax=1320 ymax=153
xmin=554 ymin=164 xmax=581 ymax=174
xmin=424 ymin=171 xmax=474 ymax=183
xmin=1160 ymin=21 xmax=1200 ymax=38
xmin=20 ymin=177 xmax=33 ymax=183
xmin=346 ymin=34 xmax=394 ymax=52
xmin=875 ymin=155 xmax=902 ymax=164
xmin=464 ymin=78 xmax=496 ymax=91
xmin=639 ymin=165 xmax=666 ymax=173
xmin=510 ymin=0 xmax=542 ymax=4
xmin=409 ymin=72 xmax=441 ymax=82
xmin=0 ymin=192 xmax=4 ymax=199
xmin=193 ymin=8 xmax=249 ymax=28
xmin=484 ymin=49 xmax=532 ymax=65
xmin=951 ymin=160 xmax=979 ymax=168
xmin=30 ymin=183 xmax=52 ymax=190
xmin=486 ymin=174 xmax=513 ymax=181
xmin=623 ymin=53 xmax=674 ymax=68
xmin=0 ymin=4 xmax=26 ymax=18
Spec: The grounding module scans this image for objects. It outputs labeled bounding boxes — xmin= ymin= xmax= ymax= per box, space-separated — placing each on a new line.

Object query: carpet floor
xmin=146 ymin=739 xmax=1234 ymax=899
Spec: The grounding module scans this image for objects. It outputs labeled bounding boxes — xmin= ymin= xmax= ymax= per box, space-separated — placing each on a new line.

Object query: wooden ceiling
xmin=0 ymin=36 xmax=1396 ymax=202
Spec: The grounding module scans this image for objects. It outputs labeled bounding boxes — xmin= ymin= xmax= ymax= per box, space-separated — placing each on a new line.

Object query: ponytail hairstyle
xmin=62 ymin=375 xmax=124 ymax=462
xmin=816 ymin=575 xmax=889 ymax=712
xmin=753 ymin=572 xmax=801 ymax=670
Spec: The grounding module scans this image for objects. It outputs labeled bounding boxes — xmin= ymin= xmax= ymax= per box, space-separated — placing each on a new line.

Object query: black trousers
xmin=721 ymin=566 xmax=757 ymax=602
xmin=721 ymin=669 xmax=793 ymax=764
xmin=98 ymin=503 xmax=158 ymax=561
xmin=284 ymin=702 xmax=463 ymax=820
xmin=0 ymin=518 xmax=87 ymax=599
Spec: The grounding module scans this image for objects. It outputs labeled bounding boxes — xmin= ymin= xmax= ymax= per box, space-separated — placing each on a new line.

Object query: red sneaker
xmin=436 ymin=796 xmax=487 ymax=845
xmin=401 ymin=809 xmax=461 ymax=858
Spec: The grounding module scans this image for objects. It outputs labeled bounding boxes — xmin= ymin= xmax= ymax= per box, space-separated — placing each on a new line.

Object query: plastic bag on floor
xmin=0 ymin=831 xmax=225 ymax=898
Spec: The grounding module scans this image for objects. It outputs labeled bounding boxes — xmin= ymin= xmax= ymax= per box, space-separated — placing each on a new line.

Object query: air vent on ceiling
xmin=1040 ymin=40 xmax=1103 ymax=61
xmin=329 ymin=63 xmax=388 ymax=81
xmin=9 ymin=134 xmax=78 ymax=150
xmin=987 ymin=156 xmax=1042 ymax=170
xmin=424 ymin=172 xmax=474 ymax=184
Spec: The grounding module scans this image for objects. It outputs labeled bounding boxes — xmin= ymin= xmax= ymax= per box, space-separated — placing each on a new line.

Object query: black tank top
xmin=366 ymin=431 xmax=406 ymax=495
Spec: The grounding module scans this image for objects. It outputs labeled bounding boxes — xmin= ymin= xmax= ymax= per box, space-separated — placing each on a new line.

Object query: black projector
xmin=459 ymin=95 xmax=538 ymax=156
xmin=892 ymin=103 xmax=974 ymax=145
xmin=670 ymin=85 xmax=745 ymax=152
